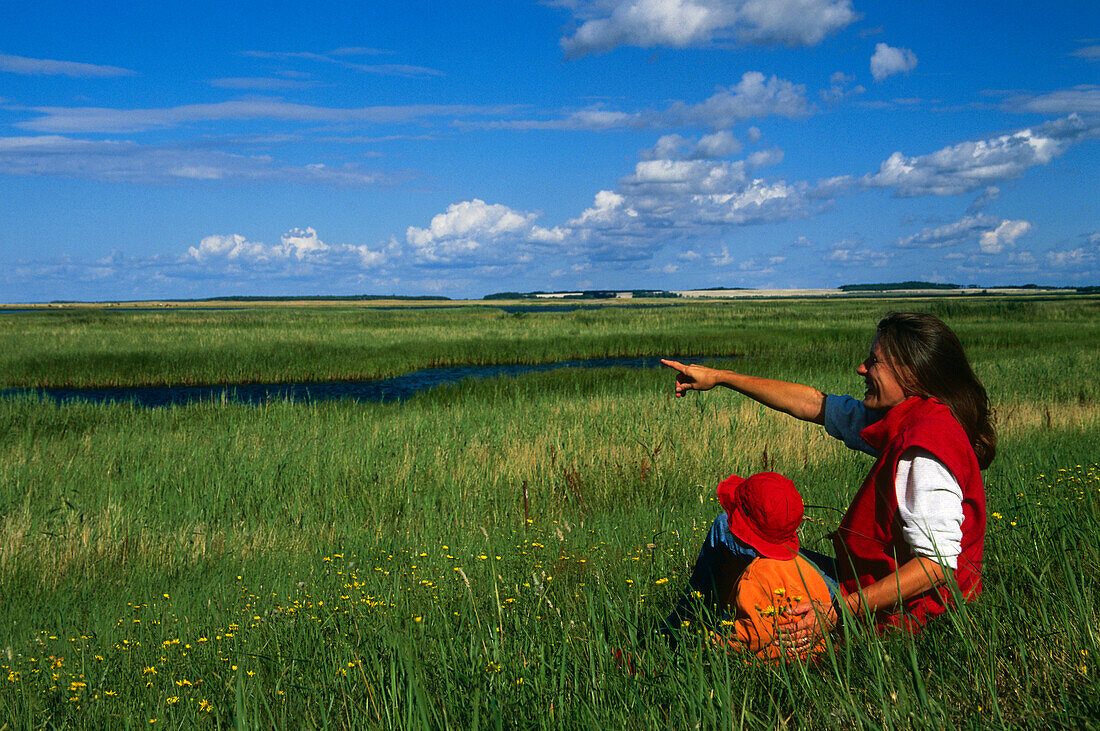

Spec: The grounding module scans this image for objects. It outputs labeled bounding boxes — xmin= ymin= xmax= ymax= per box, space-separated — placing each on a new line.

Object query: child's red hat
xmin=717 ymin=472 xmax=803 ymax=560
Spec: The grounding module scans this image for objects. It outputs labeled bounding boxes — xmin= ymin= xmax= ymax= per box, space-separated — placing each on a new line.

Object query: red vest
xmin=833 ymin=396 xmax=986 ymax=630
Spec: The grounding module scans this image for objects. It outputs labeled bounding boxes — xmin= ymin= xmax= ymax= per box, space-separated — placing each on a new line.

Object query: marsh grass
xmin=3 ymin=297 xmax=1096 ymax=390
xmin=1 ymin=298 xmax=1098 ymax=728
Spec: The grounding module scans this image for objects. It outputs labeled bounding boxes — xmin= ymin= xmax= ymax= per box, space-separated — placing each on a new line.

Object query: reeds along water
xmin=0 ymin=297 xmax=1098 ymax=727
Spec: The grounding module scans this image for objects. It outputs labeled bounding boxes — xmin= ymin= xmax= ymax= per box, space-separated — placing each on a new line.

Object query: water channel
xmin=0 ymin=303 xmax=676 ymax=315
xmin=2 ymin=356 xmax=704 ymax=408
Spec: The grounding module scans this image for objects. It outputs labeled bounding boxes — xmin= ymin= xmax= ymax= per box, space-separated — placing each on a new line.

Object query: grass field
xmin=1 ymin=297 xmax=1098 ymax=728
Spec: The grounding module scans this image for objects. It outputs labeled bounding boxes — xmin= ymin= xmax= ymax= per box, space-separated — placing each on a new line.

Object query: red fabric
xmin=717 ymin=472 xmax=803 ymax=559
xmin=832 ymin=396 xmax=986 ymax=630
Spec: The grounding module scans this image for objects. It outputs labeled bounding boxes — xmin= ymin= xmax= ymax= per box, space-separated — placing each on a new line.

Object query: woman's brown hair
xmin=875 ymin=312 xmax=997 ymax=469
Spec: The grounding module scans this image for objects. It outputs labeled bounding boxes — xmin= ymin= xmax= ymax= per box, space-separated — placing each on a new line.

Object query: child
xmin=663 ymin=471 xmax=834 ymax=660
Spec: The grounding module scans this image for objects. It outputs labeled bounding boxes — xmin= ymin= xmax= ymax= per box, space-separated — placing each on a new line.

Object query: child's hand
xmin=781 ymin=599 xmax=834 ymax=654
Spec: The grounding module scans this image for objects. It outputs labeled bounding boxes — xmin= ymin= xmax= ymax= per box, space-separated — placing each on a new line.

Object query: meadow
xmin=0 ymin=297 xmax=1098 ymax=728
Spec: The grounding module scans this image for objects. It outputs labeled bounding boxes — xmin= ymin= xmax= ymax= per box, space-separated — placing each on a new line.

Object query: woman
xmin=662 ymin=312 xmax=995 ymax=648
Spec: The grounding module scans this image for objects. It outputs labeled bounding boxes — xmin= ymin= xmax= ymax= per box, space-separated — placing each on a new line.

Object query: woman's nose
xmin=856 ymin=362 xmax=868 ymax=375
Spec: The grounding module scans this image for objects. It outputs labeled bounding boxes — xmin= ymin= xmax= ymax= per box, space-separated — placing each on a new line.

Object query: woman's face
xmin=857 ymin=338 xmax=908 ymax=411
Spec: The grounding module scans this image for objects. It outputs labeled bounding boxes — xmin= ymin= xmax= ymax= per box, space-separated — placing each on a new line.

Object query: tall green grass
xmin=1 ymin=298 xmax=1098 ymax=728
xmin=2 ymin=297 xmax=1097 ymax=389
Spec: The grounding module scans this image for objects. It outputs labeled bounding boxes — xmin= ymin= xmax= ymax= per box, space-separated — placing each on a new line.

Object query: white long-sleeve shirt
xmin=824 ymin=395 xmax=964 ymax=569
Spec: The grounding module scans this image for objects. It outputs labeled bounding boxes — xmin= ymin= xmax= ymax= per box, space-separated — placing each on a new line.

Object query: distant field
xmin=1 ymin=297 xmax=1097 ymax=728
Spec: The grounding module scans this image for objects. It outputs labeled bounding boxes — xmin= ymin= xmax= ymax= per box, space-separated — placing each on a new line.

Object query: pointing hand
xmin=661 ymin=359 xmax=720 ymax=397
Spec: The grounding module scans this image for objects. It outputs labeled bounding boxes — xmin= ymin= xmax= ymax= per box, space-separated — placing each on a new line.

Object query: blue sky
xmin=2 ymin=0 xmax=1098 ymax=301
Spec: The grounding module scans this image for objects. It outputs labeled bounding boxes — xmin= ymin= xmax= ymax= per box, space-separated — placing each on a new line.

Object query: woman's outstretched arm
xmin=661 ymin=359 xmax=828 ymax=425
xmin=781 ymin=556 xmax=950 ymax=650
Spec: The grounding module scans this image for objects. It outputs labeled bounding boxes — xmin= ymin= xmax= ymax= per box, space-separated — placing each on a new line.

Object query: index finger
xmin=660 ymin=358 xmax=687 ymax=373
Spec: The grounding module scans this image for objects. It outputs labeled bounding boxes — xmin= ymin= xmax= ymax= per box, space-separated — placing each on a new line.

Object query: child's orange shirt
xmin=717 ymin=554 xmax=832 ymax=661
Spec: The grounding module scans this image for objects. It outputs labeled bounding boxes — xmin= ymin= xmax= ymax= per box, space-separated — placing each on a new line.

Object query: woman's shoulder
xmin=823 ymin=394 xmax=882 ymax=456
xmin=892 ymin=398 xmax=978 ymax=470
xmin=897 ymin=397 xmax=966 ymax=437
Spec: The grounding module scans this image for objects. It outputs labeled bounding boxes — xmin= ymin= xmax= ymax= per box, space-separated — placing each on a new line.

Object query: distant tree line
xmin=483 ymin=290 xmax=679 ymax=300
xmin=191 ymin=294 xmax=451 ymax=302
xmin=838 ymin=281 xmax=960 ymax=292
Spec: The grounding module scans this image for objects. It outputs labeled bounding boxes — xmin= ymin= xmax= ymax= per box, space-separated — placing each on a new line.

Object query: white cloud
xmin=327 ymin=47 xmax=391 ymax=56
xmin=0 ymin=53 xmax=135 ymax=77
xmin=897 ymin=213 xmax=1035 ymax=256
xmin=186 ymin=228 xmax=393 ymax=272
xmin=694 ymin=130 xmax=743 ymax=158
xmin=407 ymin=201 xmax=529 ymax=245
xmin=747 ymin=148 xmax=783 ymax=167
xmin=1042 ymin=233 xmax=1099 ymax=274
xmin=240 ymin=48 xmax=442 ymax=78
xmin=619 ymin=153 xmax=794 ymax=210
xmin=674 ymin=72 xmax=811 ymax=128
xmin=483 ymin=72 xmax=809 ymax=131
xmin=0 ymin=135 xmax=394 ymax=186
xmin=18 ymin=100 xmax=518 ymax=134
xmin=642 ymin=131 xmax=743 ymax=160
xmin=624 ymin=158 xmax=750 ymax=194
xmin=405 ymin=199 xmax=569 ymax=265
xmin=979 ymin=219 xmax=1031 ymax=254
xmin=685 ymin=179 xmax=803 ymax=224
xmin=484 ymin=109 xmax=645 ymax=131
xmin=737 ymin=256 xmax=781 ymax=272
xmin=870 ymin=43 xmax=918 ymax=82
xmin=1046 ymin=248 xmax=1096 ymax=268
xmin=826 ymin=241 xmax=888 ymax=266
xmin=1007 ymin=85 xmax=1100 ymax=114
xmin=736 ymin=0 xmax=858 ymax=46
xmin=559 ymin=0 xmax=857 ymax=58
xmin=558 ymin=130 xmax=815 ymax=261
xmin=572 ymin=190 xmax=638 ymax=227
xmin=561 ymin=0 xmax=733 ymax=57
xmin=640 ymin=134 xmax=689 ymax=160
xmin=280 ymin=227 xmax=328 ymax=259
xmin=896 ymin=214 xmax=999 ymax=248
xmin=864 ymin=115 xmax=1100 ymax=197
xmin=711 ymin=246 xmax=736 ymax=266
xmin=967 ymin=186 xmax=1000 ymax=214
xmin=188 ymin=234 xmax=271 ymax=263
xmin=208 ymin=77 xmax=320 ymax=90
xmin=187 ymin=231 xmax=288 ymax=264
xmin=1071 ymin=45 xmax=1100 ymax=60
xmin=821 ymin=71 xmax=865 ymax=101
